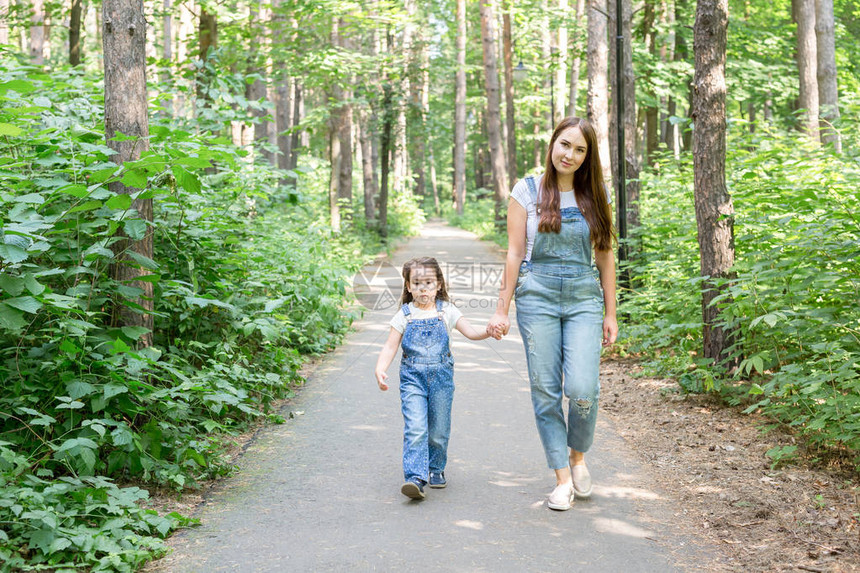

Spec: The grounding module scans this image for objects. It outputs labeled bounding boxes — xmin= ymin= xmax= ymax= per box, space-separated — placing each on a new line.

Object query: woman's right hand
xmin=487 ymin=311 xmax=510 ymax=339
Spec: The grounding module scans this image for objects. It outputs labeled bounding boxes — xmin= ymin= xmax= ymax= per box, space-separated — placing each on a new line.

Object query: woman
xmin=487 ymin=116 xmax=618 ymax=511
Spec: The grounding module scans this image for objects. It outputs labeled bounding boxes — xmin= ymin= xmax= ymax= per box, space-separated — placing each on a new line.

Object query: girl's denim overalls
xmin=399 ymin=300 xmax=455 ymax=484
xmin=515 ymin=176 xmax=605 ymax=469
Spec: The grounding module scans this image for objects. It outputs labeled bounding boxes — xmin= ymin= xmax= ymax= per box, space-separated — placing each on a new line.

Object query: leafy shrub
xmin=0 ymin=60 xmax=375 ymax=568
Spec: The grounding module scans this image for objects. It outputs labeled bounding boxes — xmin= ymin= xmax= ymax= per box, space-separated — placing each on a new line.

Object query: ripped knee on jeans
xmin=572 ymin=397 xmax=594 ymax=419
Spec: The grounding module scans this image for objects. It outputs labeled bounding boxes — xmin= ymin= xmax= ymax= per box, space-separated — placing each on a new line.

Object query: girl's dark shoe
xmin=429 ymin=472 xmax=447 ymax=489
xmin=401 ymin=479 xmax=426 ymax=500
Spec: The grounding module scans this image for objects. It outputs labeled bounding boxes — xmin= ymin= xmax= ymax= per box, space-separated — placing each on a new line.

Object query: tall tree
xmin=640 ymin=0 xmax=659 ymax=164
xmin=815 ymin=0 xmax=840 ymax=150
xmin=479 ymin=0 xmax=509 ymax=225
xmin=411 ymin=27 xmax=428 ymax=196
xmin=328 ymin=17 xmax=354 ymax=231
xmin=161 ymin=0 xmax=173 ymax=116
xmin=792 ymin=0 xmax=819 ymax=139
xmin=357 ymin=18 xmax=378 ymax=221
xmin=692 ymin=0 xmax=735 ymax=363
xmin=502 ymin=8 xmax=517 ymax=186
xmin=394 ymin=0 xmax=417 ymax=196
xmin=378 ymin=28 xmax=394 ymax=237
xmin=103 ymin=0 xmax=153 ymax=347
xmin=248 ymin=2 xmax=272 ymax=164
xmin=453 ymin=0 xmax=467 ymax=215
xmin=566 ymin=0 xmax=586 ymax=116
xmin=30 ymin=0 xmax=45 ymax=65
xmin=555 ymin=0 xmax=569 ymax=120
xmin=197 ymin=7 xmax=217 ymax=102
xmin=290 ymin=80 xmax=302 ymax=171
xmin=273 ymin=5 xmax=293 ymax=177
xmin=70 ymin=0 xmax=83 ymax=65
xmin=587 ymin=0 xmax=611 ymax=184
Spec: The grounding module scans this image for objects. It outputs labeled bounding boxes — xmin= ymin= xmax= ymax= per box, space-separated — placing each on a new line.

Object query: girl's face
xmin=406 ymin=266 xmax=439 ymax=309
xmin=551 ymin=126 xmax=588 ymax=180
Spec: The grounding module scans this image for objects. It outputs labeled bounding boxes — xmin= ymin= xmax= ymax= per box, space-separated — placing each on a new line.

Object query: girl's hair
xmin=538 ymin=116 xmax=616 ymax=252
xmin=400 ymin=257 xmax=450 ymax=304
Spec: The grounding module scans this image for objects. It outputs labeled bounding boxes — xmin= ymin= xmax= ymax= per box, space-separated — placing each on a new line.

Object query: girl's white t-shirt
xmin=389 ymin=301 xmax=463 ymax=334
xmin=510 ymin=173 xmax=611 ymax=262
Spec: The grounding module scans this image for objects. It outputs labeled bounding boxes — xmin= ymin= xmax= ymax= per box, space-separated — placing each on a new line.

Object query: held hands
xmin=486 ymin=312 xmax=510 ymax=340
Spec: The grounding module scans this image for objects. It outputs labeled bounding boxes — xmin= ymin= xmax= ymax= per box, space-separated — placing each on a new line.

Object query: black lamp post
xmin=615 ymin=0 xmax=629 ymax=290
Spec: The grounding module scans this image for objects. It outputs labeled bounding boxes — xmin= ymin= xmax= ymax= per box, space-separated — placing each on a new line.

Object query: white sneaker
xmin=572 ymin=464 xmax=593 ymax=499
xmin=547 ymin=482 xmax=574 ymax=511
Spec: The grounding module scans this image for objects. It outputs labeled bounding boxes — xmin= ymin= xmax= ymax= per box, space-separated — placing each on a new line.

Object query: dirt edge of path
xmin=600 ymin=358 xmax=859 ymax=573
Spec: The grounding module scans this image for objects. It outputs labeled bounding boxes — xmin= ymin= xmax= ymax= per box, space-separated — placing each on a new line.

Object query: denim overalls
xmin=399 ymin=300 xmax=455 ymax=484
xmin=515 ymin=176 xmax=605 ymax=470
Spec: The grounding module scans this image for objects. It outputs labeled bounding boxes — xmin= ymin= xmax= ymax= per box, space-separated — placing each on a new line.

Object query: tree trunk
xmin=393 ymin=0 xmax=416 ymax=196
xmin=692 ymin=0 xmax=735 ymax=364
xmin=567 ymin=0 xmax=586 ymax=116
xmin=479 ymin=0 xmax=509 ymax=226
xmin=160 ymin=0 xmax=173 ymax=116
xmin=676 ymin=0 xmax=693 ymax=152
xmin=502 ymin=10 xmax=517 ymax=186
xmin=290 ymin=80 xmax=302 ymax=171
xmin=815 ymin=0 xmax=840 ymax=151
xmin=453 ymin=0 xmax=467 ymax=215
xmin=412 ymin=27 xmax=428 ymax=197
xmin=792 ymin=0 xmax=819 ymax=139
xmin=358 ymin=106 xmax=376 ymax=221
xmin=329 ymin=18 xmax=353 ymax=228
xmin=197 ymin=9 xmax=217 ymax=102
xmin=328 ymin=125 xmax=342 ymax=232
xmin=30 ymin=0 xmax=45 ymax=65
xmin=641 ymin=0 xmax=659 ymax=165
xmin=378 ymin=29 xmax=394 ymax=237
xmin=587 ymin=0 xmax=611 ymax=186
xmin=276 ymin=75 xmax=293 ymax=177
xmin=249 ymin=2 xmax=272 ymax=164
xmin=70 ymin=0 xmax=83 ymax=65
xmin=540 ymin=0 xmax=551 ymax=131
xmin=555 ymin=0 xmax=569 ymax=120
xmin=103 ymin=0 xmax=153 ymax=347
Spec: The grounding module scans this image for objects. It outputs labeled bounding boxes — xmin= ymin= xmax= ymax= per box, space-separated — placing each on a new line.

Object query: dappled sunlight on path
xmin=150 ymin=220 xmax=720 ymax=573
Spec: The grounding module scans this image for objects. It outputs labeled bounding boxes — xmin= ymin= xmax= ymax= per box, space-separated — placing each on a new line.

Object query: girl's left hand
xmin=602 ymin=316 xmax=618 ymax=347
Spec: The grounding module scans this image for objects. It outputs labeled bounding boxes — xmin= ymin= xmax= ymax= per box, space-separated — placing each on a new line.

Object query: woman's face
xmin=550 ymin=126 xmax=588 ymax=180
xmin=406 ymin=266 xmax=439 ymax=308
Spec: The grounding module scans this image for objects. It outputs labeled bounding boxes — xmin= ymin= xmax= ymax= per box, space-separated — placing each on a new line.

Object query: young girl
xmin=375 ymin=257 xmax=490 ymax=500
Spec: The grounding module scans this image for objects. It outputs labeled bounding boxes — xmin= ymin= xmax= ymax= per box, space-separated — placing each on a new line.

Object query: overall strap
xmin=402 ymin=303 xmax=412 ymax=322
xmin=435 ymin=299 xmax=445 ymax=321
xmin=525 ymin=176 xmax=539 ymax=205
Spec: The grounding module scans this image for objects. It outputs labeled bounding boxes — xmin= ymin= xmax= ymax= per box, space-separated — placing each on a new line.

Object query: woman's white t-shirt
xmin=510 ymin=174 xmax=611 ymax=262
xmin=389 ymin=301 xmax=463 ymax=334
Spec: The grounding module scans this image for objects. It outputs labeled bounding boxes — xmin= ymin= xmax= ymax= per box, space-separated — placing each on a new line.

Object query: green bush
xmin=0 ymin=60 xmax=378 ymax=568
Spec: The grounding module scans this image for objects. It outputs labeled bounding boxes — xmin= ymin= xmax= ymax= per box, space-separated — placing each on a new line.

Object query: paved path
xmin=152 ymin=221 xmax=711 ymax=572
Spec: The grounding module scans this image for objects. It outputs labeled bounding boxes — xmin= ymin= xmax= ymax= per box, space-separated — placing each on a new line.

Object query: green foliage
xmin=620 ymin=115 xmax=860 ymax=468
xmin=446 ymin=193 xmax=507 ymax=247
xmin=0 ymin=58 xmax=374 ymax=568
xmin=0 ymin=473 xmax=195 ymax=572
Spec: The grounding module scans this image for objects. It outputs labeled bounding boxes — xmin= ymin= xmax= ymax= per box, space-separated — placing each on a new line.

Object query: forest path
xmin=149 ymin=220 xmax=718 ymax=572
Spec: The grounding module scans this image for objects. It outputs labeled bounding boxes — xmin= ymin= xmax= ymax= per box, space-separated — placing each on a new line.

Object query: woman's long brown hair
xmin=538 ymin=116 xmax=616 ymax=252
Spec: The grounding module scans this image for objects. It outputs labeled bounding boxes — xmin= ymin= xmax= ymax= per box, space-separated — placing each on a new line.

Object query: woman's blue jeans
xmin=515 ymin=265 xmax=603 ymax=469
